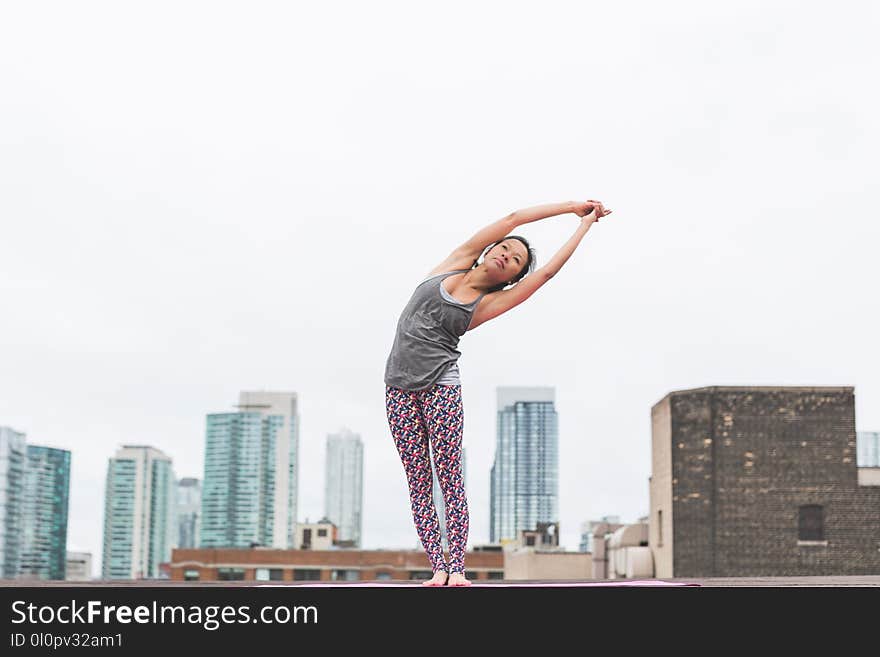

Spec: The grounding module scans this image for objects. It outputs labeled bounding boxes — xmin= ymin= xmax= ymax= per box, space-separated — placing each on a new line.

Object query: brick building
xmin=168 ymin=547 xmax=504 ymax=582
xmin=650 ymin=386 xmax=880 ymax=577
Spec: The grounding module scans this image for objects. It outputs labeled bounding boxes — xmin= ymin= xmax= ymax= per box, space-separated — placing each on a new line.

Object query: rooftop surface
xmin=3 ymin=575 xmax=879 ymax=587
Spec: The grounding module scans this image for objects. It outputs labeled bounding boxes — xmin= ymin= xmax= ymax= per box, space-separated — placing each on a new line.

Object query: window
xmin=331 ymin=569 xmax=359 ymax=581
xmin=409 ymin=570 xmax=432 ymax=580
xmin=798 ymin=505 xmax=824 ymax=541
xmin=293 ymin=569 xmax=321 ymax=581
xmin=317 ymin=529 xmax=327 ymax=537
xmin=217 ymin=568 xmax=245 ymax=581
xmin=255 ymin=568 xmax=282 ymax=581
xmin=525 ymin=536 xmax=535 ymax=546
xmin=376 ymin=572 xmax=392 ymax=580
xmin=488 ymin=571 xmax=504 ymax=580
xmin=183 ymin=569 xmax=199 ymax=581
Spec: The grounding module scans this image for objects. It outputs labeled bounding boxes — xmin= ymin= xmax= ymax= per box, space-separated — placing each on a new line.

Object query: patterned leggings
xmin=385 ymin=383 xmax=469 ymax=574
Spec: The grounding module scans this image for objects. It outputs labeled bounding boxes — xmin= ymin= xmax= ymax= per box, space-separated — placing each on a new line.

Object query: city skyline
xmin=3 ymin=3 xmax=879 ymax=578
xmin=0 ymin=400 xmax=880 ymax=577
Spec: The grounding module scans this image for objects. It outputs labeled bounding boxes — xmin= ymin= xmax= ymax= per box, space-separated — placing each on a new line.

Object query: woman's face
xmin=486 ymin=239 xmax=529 ymax=285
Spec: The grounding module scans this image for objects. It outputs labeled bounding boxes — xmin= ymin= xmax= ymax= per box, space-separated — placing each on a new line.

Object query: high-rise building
xmin=0 ymin=428 xmax=72 ymax=580
xmin=0 ymin=426 xmax=26 ymax=578
xmin=176 ymin=478 xmax=201 ymax=549
xmin=490 ymin=387 xmax=559 ymax=544
xmin=432 ymin=446 xmax=466 ymax=551
xmin=650 ymin=386 xmax=880 ymax=577
xmin=324 ymin=428 xmax=363 ymax=547
xmin=857 ymin=431 xmax=880 ymax=467
xmin=19 ymin=446 xmax=71 ymax=580
xmin=200 ymin=391 xmax=300 ymax=549
xmin=102 ymin=445 xmax=175 ymax=579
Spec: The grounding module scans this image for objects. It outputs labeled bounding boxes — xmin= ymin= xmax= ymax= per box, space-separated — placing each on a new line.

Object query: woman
xmin=384 ymin=199 xmax=613 ymax=586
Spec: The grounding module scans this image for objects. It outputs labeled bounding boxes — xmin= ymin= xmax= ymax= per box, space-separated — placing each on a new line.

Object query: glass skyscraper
xmin=324 ymin=428 xmax=363 ymax=547
xmin=490 ymin=387 xmax=559 ymax=544
xmin=857 ymin=431 xmax=880 ymax=467
xmin=0 ymin=427 xmax=26 ymax=578
xmin=19 ymin=446 xmax=71 ymax=580
xmin=200 ymin=391 xmax=300 ymax=549
xmin=176 ymin=477 xmax=201 ymax=549
xmin=102 ymin=445 xmax=175 ymax=579
xmin=201 ymin=412 xmax=265 ymax=547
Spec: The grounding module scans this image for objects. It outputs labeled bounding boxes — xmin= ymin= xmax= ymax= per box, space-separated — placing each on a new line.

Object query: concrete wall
xmin=607 ymin=524 xmax=653 ymax=579
xmin=649 ymin=396 xmax=674 ymax=577
xmin=295 ymin=523 xmax=334 ymax=550
xmin=504 ymin=550 xmax=592 ymax=580
xmin=591 ymin=536 xmax=607 ymax=579
xmin=858 ymin=468 xmax=880 ymax=487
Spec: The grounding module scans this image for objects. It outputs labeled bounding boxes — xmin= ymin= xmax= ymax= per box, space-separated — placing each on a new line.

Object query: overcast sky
xmin=2 ymin=2 xmax=878 ymax=576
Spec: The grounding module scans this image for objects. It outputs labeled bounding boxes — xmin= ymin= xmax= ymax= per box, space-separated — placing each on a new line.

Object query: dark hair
xmin=471 ymin=235 xmax=537 ymax=293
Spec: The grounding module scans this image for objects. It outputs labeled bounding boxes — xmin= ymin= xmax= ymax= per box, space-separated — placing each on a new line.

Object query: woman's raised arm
xmin=539 ymin=208 xmax=603 ymax=278
xmin=510 ymin=201 xmax=579 ymax=227
xmin=450 ymin=200 xmax=607 ymax=261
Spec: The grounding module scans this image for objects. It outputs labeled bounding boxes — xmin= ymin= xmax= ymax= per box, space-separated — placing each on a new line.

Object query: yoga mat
xmin=258 ymin=580 xmax=699 ymax=587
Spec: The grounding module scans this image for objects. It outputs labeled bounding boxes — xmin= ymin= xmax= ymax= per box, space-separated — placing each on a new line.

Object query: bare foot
xmin=447 ymin=572 xmax=471 ymax=587
xmin=422 ymin=571 xmax=448 ymax=586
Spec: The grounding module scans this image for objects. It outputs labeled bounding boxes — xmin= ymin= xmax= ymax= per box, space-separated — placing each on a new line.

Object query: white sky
xmin=2 ymin=2 xmax=878 ymax=576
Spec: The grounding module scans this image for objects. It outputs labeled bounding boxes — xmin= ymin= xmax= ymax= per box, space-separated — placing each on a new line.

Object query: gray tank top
xmin=384 ymin=269 xmax=487 ymax=391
